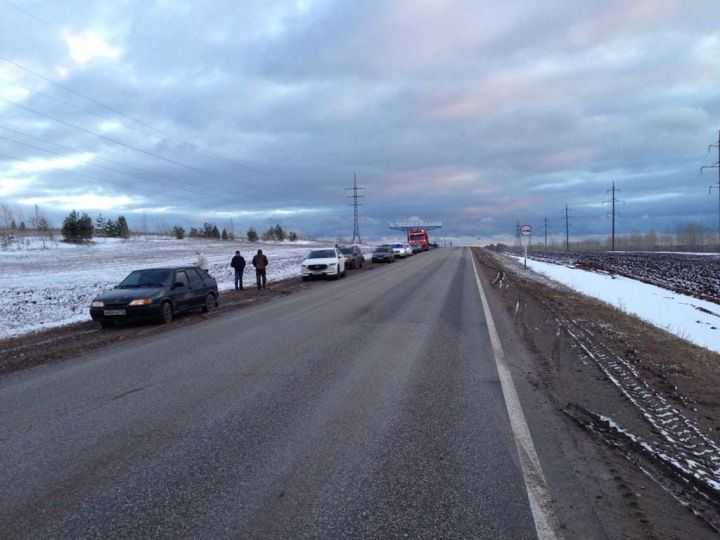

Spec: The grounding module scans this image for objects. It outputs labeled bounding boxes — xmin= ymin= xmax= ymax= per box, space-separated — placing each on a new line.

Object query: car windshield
xmin=117 ymin=269 xmax=172 ymax=288
xmin=307 ymin=250 xmax=337 ymax=258
xmin=374 ymin=247 xmax=390 ymax=253
xmin=340 ymin=248 xmax=353 ymax=254
xmin=392 ymin=244 xmax=403 ymax=248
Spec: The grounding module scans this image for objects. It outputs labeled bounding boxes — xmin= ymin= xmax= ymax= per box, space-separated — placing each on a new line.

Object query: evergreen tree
xmin=211 ymin=225 xmax=220 ymax=239
xmin=221 ymin=228 xmax=228 ymax=240
xmin=10 ymin=219 xmax=17 ymax=230
xmin=200 ymin=222 xmax=214 ymax=238
xmin=189 ymin=227 xmax=199 ymax=238
xmin=261 ymin=226 xmax=275 ymax=241
xmin=246 ymin=227 xmax=258 ymax=242
xmin=104 ymin=218 xmax=118 ymax=237
xmin=62 ymin=210 xmax=93 ymax=243
xmin=18 ymin=221 xmax=26 ymax=231
xmin=117 ymin=215 xmax=130 ymax=239
xmin=172 ymin=225 xmax=185 ymax=239
xmin=289 ymin=231 xmax=298 ymax=241
xmin=273 ymin=224 xmax=286 ymax=241
xmin=95 ymin=213 xmax=106 ymax=234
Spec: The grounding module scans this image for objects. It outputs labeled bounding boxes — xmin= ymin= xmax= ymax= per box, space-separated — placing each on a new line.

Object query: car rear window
xmin=340 ymin=248 xmax=353 ymax=254
xmin=118 ymin=269 xmax=172 ymax=288
xmin=374 ymin=247 xmax=390 ymax=253
xmin=308 ymin=250 xmax=337 ymax=258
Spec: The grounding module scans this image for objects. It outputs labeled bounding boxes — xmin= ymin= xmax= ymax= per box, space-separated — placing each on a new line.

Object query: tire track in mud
xmin=559 ymin=316 xmax=720 ymax=532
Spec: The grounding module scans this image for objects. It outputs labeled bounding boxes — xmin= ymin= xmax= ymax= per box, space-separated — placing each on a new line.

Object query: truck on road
xmin=408 ymin=228 xmax=431 ymax=251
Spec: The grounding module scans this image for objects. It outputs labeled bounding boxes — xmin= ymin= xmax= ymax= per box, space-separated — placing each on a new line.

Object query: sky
xmin=0 ymin=0 xmax=719 ymax=242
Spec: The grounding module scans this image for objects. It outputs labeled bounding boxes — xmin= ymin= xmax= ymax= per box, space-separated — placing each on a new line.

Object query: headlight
xmin=91 ymin=300 xmax=104 ymax=308
xmin=302 ymin=264 xmax=308 ymax=268
xmin=128 ymin=298 xmax=153 ymax=306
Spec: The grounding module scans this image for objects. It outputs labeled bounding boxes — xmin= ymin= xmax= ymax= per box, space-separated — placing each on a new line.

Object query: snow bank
xmin=512 ymin=256 xmax=720 ymax=354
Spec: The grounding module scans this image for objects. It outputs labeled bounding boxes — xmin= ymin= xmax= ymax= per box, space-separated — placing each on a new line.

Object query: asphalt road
xmin=0 ymin=248 xmax=542 ymax=539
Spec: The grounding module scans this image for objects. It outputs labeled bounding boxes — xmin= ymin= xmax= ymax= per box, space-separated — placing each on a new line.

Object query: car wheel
xmin=158 ymin=301 xmax=173 ymax=324
xmin=301 ymin=276 xmax=308 ymax=282
xmin=202 ymin=293 xmax=216 ymax=313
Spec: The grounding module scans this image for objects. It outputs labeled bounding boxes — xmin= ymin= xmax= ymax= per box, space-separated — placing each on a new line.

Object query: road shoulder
xmin=470 ymin=247 xmax=720 ymax=539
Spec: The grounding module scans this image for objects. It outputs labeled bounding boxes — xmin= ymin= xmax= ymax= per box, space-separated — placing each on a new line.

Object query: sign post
xmin=520 ymin=224 xmax=532 ymax=268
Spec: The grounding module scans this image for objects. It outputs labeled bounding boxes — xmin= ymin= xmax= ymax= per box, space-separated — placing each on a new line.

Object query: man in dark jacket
xmin=230 ymin=250 xmax=246 ymax=290
xmin=251 ymin=249 xmax=269 ymax=290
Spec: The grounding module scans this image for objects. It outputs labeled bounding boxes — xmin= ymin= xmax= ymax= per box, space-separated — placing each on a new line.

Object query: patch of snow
xmin=512 ymin=256 xmax=720 ymax=354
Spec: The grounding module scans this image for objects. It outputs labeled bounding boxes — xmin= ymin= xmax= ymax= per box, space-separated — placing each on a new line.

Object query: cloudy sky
xmin=1 ymin=0 xmax=719 ymax=242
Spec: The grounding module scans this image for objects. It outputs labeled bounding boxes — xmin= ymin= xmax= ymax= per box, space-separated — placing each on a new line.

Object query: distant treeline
xmin=488 ymin=221 xmax=720 ymax=253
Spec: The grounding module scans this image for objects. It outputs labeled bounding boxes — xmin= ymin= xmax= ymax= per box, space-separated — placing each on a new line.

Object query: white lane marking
xmin=469 ymin=250 xmax=561 ymax=540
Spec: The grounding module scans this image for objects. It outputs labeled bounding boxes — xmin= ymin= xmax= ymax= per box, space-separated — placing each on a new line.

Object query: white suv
xmin=301 ymin=248 xmax=346 ymax=280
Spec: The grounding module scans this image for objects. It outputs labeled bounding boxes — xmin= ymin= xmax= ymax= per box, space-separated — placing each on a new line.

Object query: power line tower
xmin=345 ymin=173 xmax=365 ymax=244
xmin=603 ymin=181 xmax=624 ymax=251
xmin=544 ymin=216 xmax=548 ymax=251
xmin=701 ymin=129 xmax=720 ymax=244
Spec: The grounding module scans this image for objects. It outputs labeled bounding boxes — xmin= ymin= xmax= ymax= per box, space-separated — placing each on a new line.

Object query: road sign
xmin=520 ymin=224 xmax=532 ymax=236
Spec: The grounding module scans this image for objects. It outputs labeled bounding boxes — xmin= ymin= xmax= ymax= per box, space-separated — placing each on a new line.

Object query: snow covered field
xmin=511 ymin=256 xmax=720 ymax=354
xmin=0 ymin=236 xmax=330 ymax=339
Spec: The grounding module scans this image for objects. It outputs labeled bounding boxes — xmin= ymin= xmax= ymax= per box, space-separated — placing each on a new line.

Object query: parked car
xmin=404 ymin=244 xmax=414 ymax=256
xmin=301 ymin=248 xmax=346 ymax=280
xmin=409 ymin=243 xmax=420 ymax=254
xmin=339 ymin=245 xmax=365 ymax=268
xmin=90 ymin=266 xmax=219 ymax=327
xmin=371 ymin=246 xmax=395 ymax=263
xmin=391 ymin=243 xmax=407 ymax=258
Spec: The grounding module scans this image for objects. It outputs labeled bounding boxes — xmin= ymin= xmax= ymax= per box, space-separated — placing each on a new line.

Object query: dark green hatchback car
xmin=90 ymin=266 xmax=219 ymax=327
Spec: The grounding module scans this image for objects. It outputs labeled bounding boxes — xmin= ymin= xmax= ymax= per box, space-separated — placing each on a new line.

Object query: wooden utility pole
xmin=565 ymin=205 xmax=570 ymax=252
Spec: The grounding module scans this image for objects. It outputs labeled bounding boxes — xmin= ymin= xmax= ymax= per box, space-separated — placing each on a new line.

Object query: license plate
xmin=104 ymin=309 xmax=126 ymax=316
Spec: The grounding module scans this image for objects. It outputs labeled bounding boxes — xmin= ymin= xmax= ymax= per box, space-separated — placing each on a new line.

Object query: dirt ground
xmin=3 ymin=250 xmax=719 ymax=538
xmin=472 ymin=247 xmax=720 ymax=539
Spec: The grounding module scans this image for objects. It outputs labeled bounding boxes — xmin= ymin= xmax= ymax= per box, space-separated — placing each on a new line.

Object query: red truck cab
xmin=408 ymin=228 xmax=429 ymax=251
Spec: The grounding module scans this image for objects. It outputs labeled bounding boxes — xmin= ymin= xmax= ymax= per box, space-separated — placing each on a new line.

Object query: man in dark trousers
xmin=252 ymin=249 xmax=269 ymax=290
xmin=230 ymin=250 xmax=246 ymax=290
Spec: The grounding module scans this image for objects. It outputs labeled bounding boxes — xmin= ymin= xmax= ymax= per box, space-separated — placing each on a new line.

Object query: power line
xmin=0 ymin=133 xmax=234 ymax=206
xmin=0 ymin=55 xmax=309 ymax=189
xmin=0 ymin=149 xmax=208 ymax=207
xmin=344 ymin=173 xmax=365 ymax=244
xmin=0 ymin=125 xmax=320 ymax=210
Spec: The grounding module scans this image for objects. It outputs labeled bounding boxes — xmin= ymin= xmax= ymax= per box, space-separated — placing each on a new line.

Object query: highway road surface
xmin=0 ymin=248 xmax=567 ymax=538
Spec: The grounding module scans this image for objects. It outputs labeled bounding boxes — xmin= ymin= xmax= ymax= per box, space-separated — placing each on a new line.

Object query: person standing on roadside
xmin=231 ymin=250 xmax=246 ymax=290
xmin=252 ymin=249 xmax=269 ymax=290
xmin=194 ymin=250 xmax=209 ymax=272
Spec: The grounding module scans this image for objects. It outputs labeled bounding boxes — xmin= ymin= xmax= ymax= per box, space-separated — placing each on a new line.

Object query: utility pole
xmin=544 ymin=217 xmax=548 ymax=251
xmin=564 ymin=205 xmax=570 ymax=251
xmin=515 ymin=221 xmax=521 ymax=250
xmin=701 ymin=129 xmax=720 ymax=245
xmin=345 ymin=173 xmax=365 ymax=244
xmin=603 ymin=181 xmax=623 ymax=251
